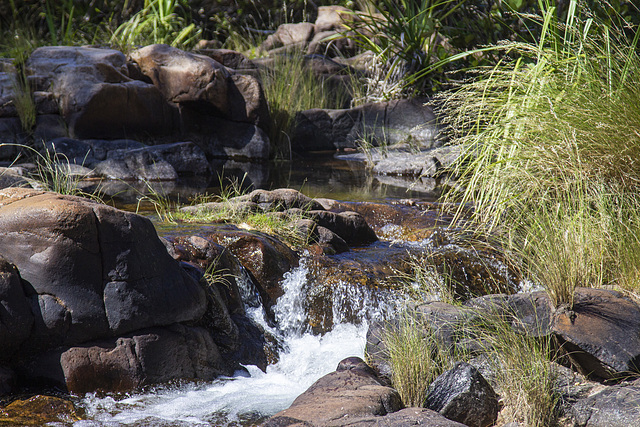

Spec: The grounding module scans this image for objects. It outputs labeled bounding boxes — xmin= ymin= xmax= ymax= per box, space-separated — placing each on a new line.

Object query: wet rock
xmin=189 ymin=116 xmax=270 ymax=160
xmin=295 ymin=219 xmax=349 ymax=254
xmin=292 ymin=97 xmax=441 ymax=152
xmin=267 ymin=358 xmax=403 ymax=425
xmin=0 ymin=395 xmax=82 ymax=426
xmin=202 ymin=226 xmax=300 ymax=311
xmin=307 ymin=210 xmax=377 ymax=246
xmin=0 ymin=188 xmax=206 ymax=353
xmin=551 ymin=287 xmax=640 ymax=380
xmin=21 ymin=324 xmax=227 ymax=393
xmin=27 ymin=46 xmax=176 ymax=139
xmin=424 ymin=362 xmax=499 ymax=427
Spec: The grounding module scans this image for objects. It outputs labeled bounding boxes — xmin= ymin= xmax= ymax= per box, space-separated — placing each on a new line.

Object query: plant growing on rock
xmin=439 ymin=0 xmax=640 ymax=306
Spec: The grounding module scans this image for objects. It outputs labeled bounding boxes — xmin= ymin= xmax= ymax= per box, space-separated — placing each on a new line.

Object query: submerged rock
xmin=0 ymin=395 xmax=82 ymax=426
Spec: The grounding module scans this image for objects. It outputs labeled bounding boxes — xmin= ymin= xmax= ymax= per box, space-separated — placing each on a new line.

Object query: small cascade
xmin=79 ymin=253 xmax=403 ymax=426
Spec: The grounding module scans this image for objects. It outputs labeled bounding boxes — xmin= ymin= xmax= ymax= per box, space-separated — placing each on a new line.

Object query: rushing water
xmin=78 ymin=253 xmax=404 ymax=426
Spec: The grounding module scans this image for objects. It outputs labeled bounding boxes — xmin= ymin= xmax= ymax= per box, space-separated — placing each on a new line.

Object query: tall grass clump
xmin=439 ymin=0 xmax=640 ymax=306
xmin=110 ymin=0 xmax=201 ymax=52
xmin=477 ymin=315 xmax=559 ymax=426
xmin=382 ymin=313 xmax=459 ymax=407
xmin=261 ymin=52 xmax=352 ymax=159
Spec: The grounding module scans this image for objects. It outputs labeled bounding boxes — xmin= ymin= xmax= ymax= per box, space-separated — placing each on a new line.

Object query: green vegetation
xmin=381 ymin=306 xmax=559 ymax=425
xmin=383 ymin=313 xmax=458 ymax=407
xmin=110 ymin=0 xmax=201 ymax=52
xmin=260 ymin=52 xmax=352 ymax=159
xmin=440 ymin=0 xmax=640 ymax=306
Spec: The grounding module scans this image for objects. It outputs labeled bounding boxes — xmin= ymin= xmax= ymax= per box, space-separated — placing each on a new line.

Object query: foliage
xmin=260 ymin=52 xmax=352 ymax=160
xmin=110 ymin=0 xmax=201 ymax=51
xmin=439 ymin=0 xmax=640 ymax=306
xmin=340 ymin=0 xmax=469 ymax=95
xmin=382 ymin=312 xmax=460 ymax=407
xmin=10 ymin=69 xmax=36 ymax=133
xmin=475 ymin=314 xmax=559 ymax=426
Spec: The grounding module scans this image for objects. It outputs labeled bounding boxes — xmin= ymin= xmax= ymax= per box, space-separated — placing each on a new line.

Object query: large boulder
xmin=26 ymin=46 xmax=177 ymax=139
xmin=0 ymin=188 xmax=206 ymax=356
xmin=551 ymin=287 xmax=640 ymax=380
xmin=21 ymin=324 xmax=228 ymax=393
xmin=130 ymin=44 xmax=269 ymax=130
xmin=0 ymin=257 xmax=33 ymax=360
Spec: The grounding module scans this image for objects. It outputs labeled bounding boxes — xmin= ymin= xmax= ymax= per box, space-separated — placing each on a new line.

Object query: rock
xmin=295 ymin=218 xmax=349 ymax=254
xmin=237 ymin=188 xmax=326 ymax=211
xmin=567 ymin=379 xmax=640 ymax=426
xmin=262 ymin=22 xmax=316 ymax=52
xmin=334 ymin=408 xmax=468 ymax=426
xmin=195 ymin=48 xmax=257 ymax=71
xmin=130 ymin=44 xmax=230 ymax=113
xmin=21 ymin=324 xmax=227 ymax=393
xmin=314 ymin=6 xmax=351 ymax=32
xmin=0 ymin=395 xmax=82 ymax=426
xmin=292 ymin=97 xmax=441 ymax=152
xmin=423 ymin=362 xmax=499 ymax=427
xmin=137 ymin=141 xmax=211 ymax=176
xmin=0 ymin=167 xmax=32 ymax=189
xmin=267 ymin=358 xmax=403 ymax=425
xmin=551 ymin=287 xmax=640 ymax=380
xmin=189 ymin=116 xmax=270 ymax=160
xmin=345 ymin=145 xmax=460 ymax=178
xmin=0 ymin=366 xmax=15 ymax=395
xmin=27 ymin=46 xmax=177 ymax=139
xmin=96 ymin=147 xmax=178 ymax=180
xmin=0 ymin=257 xmax=33 ymax=361
xmin=130 ymin=44 xmax=269 ymax=130
xmin=0 ymin=188 xmax=206 ymax=353
xmin=200 ymin=226 xmax=300 ymax=311
xmin=307 ymin=210 xmax=377 ymax=246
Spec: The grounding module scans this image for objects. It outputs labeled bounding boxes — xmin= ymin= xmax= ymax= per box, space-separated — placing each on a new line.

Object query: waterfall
xmin=79 ymin=254 xmax=401 ymax=426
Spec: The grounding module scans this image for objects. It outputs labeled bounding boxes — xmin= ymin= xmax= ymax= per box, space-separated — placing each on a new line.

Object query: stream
xmin=73 ymin=157 xmax=444 ymax=426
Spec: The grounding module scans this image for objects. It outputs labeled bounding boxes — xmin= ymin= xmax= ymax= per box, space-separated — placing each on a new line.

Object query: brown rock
xmin=314 ymin=6 xmax=352 ymax=32
xmin=0 ymin=188 xmax=206 ymax=352
xmin=26 ymin=46 xmax=176 ymax=139
xmin=268 ymin=367 xmax=403 ymax=425
xmin=262 ymin=22 xmax=316 ymax=51
xmin=551 ymin=287 xmax=640 ymax=380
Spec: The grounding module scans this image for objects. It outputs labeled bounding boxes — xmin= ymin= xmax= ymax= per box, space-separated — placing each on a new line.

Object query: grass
xmin=141 ymin=175 xmax=312 ymax=249
xmin=382 ymin=312 xmax=459 ymax=407
xmin=109 ymin=0 xmax=201 ymax=52
xmin=10 ymin=69 xmax=36 ymax=133
xmin=438 ymin=0 xmax=640 ymax=307
xmin=382 ymin=305 xmax=559 ymax=425
xmin=260 ymin=51 xmax=353 ymax=160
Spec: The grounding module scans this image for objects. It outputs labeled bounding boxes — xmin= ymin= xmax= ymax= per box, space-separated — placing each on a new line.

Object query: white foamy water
xmin=78 ymin=323 xmax=367 ymax=426
xmin=78 ymin=256 xmax=393 ymax=426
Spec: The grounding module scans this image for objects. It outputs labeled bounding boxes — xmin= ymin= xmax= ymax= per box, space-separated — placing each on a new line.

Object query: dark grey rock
xmin=568 ymin=379 xmax=640 ymax=427
xmin=20 ymin=324 xmax=228 ymax=393
xmin=423 ymin=362 xmax=499 ymax=427
xmin=0 ymin=257 xmax=33 ymax=361
xmin=307 ymin=210 xmax=378 ymax=246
